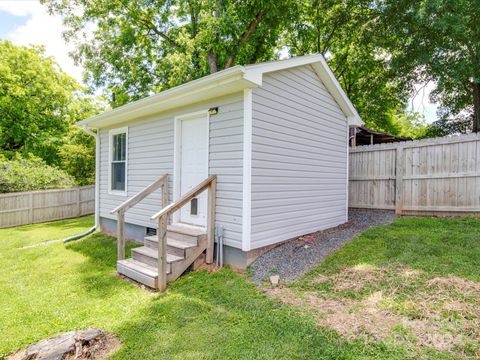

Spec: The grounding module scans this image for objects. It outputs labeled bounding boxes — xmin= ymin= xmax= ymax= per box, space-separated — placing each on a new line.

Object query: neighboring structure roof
xmin=351 ymin=126 xmax=411 ymax=146
xmin=78 ymin=54 xmax=363 ymax=129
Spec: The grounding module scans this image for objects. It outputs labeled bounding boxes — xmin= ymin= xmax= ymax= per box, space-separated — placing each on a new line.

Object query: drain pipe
xmin=64 ymin=125 xmax=100 ymax=243
xmin=215 ymin=225 xmax=224 ymax=267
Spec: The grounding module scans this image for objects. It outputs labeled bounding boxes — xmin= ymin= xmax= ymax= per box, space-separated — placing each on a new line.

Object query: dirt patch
xmin=427 ymin=276 xmax=480 ymax=297
xmin=401 ymin=268 xmax=422 ymax=278
xmin=8 ymin=328 xmax=121 ymax=360
xmin=265 ymin=269 xmax=480 ymax=358
xmin=331 ymin=264 xmax=385 ymax=292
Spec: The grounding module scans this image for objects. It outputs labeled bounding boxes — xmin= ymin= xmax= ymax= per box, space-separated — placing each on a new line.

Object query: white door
xmin=178 ymin=114 xmax=209 ymax=226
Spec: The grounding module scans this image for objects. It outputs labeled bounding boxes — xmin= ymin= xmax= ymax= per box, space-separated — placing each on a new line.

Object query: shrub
xmin=0 ymin=155 xmax=76 ymax=193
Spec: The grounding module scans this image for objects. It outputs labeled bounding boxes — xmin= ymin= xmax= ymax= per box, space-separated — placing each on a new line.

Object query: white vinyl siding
xmin=99 ymin=93 xmax=244 ymax=248
xmin=250 ymin=65 xmax=348 ymax=249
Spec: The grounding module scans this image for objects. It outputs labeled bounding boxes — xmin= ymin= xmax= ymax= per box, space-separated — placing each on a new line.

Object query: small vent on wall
xmin=190 ymin=198 xmax=198 ymax=215
xmin=146 ymin=227 xmax=157 ymax=236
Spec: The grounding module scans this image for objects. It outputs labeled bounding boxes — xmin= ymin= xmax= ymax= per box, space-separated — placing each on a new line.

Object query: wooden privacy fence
xmin=349 ymin=133 xmax=480 ymax=215
xmin=0 ymin=185 xmax=95 ymax=228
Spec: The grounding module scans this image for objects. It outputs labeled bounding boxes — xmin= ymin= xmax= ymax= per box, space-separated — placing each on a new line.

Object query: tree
xmin=42 ymin=0 xmax=298 ymax=107
xmin=283 ymin=0 xmax=412 ymax=134
xmin=0 ymin=40 xmax=79 ymax=163
xmin=0 ymin=40 xmax=104 ymax=186
xmin=380 ymin=0 xmax=480 ymax=132
xmin=423 ymin=109 xmax=473 ymax=138
xmin=58 ymin=95 xmax=105 ymax=185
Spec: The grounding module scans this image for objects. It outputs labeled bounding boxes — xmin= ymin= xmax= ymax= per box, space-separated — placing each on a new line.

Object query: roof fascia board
xmin=79 ymin=65 xmax=254 ymax=128
xmin=245 ymin=54 xmax=321 ymax=73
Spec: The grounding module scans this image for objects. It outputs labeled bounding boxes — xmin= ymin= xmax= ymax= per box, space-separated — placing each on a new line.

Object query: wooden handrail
xmin=111 ymin=174 xmax=168 ymax=214
xmin=150 ymin=175 xmax=217 ymax=220
xmin=153 ymin=175 xmax=217 ymax=291
xmin=113 ymin=174 xmax=168 ymax=262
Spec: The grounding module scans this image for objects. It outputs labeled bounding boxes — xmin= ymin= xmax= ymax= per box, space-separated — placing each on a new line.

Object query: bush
xmin=58 ymin=126 xmax=95 ymax=186
xmin=0 ymin=155 xmax=76 ymax=193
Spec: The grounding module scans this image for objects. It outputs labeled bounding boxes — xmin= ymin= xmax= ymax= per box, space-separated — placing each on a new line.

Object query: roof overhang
xmin=79 ymin=54 xmax=363 ymax=129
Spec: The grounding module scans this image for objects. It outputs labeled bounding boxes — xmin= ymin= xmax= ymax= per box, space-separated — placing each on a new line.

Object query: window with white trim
xmin=109 ymin=128 xmax=127 ymax=194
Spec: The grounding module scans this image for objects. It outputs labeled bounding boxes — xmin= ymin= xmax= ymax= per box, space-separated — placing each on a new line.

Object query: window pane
xmin=111 ymin=162 xmax=126 ymax=191
xmin=112 ymin=133 xmax=126 ymax=161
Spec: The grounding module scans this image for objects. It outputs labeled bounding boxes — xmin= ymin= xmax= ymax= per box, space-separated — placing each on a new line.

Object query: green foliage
xmin=0 ymin=40 xmax=105 ymax=187
xmin=0 ymin=155 xmax=76 ymax=193
xmin=0 ymin=40 xmax=78 ymax=163
xmin=380 ymin=0 xmax=480 ymax=131
xmin=284 ymin=0 xmax=411 ymax=134
xmin=57 ymin=95 xmax=104 ymax=185
xmin=423 ymin=110 xmax=474 ymax=138
xmin=41 ymin=0 xmax=480 ymax=135
xmin=390 ymin=112 xmax=429 ymax=139
xmin=42 ymin=0 xmax=298 ymax=107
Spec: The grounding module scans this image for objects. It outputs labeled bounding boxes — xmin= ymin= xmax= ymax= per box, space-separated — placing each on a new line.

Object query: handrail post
xmin=206 ymin=177 xmax=216 ymax=264
xmin=162 ymin=176 xmax=168 ymax=209
xmin=117 ymin=209 xmax=125 ymax=260
xmin=157 ymin=214 xmax=168 ymax=291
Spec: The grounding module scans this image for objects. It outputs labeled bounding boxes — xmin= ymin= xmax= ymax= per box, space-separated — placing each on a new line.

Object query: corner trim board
xmin=242 ymin=88 xmax=253 ymax=251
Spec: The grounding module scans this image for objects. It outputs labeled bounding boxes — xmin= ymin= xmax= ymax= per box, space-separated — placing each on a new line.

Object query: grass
xmin=0 ymin=216 xmax=479 ymax=359
xmin=284 ymin=216 xmax=480 ymax=359
xmin=0 ymin=215 xmax=408 ymax=359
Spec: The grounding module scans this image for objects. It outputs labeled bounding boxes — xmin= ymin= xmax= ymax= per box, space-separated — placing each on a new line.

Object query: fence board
xmin=0 ymin=185 xmax=95 ymax=228
xmin=349 ymin=133 xmax=480 ymax=215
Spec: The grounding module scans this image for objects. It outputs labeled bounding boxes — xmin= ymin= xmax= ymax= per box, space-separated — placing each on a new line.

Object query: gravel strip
xmin=248 ymin=210 xmax=396 ymax=284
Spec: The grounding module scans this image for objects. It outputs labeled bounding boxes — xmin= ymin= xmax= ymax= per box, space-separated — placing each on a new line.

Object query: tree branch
xmin=224 ymin=11 xmax=267 ymax=69
xmin=137 ymin=18 xmax=181 ymax=50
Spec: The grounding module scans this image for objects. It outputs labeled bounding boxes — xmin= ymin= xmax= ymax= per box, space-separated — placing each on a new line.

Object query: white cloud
xmin=0 ymin=0 xmax=84 ymax=82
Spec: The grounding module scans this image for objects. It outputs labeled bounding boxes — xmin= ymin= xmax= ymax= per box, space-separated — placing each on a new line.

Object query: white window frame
xmin=108 ymin=126 xmax=128 ymax=196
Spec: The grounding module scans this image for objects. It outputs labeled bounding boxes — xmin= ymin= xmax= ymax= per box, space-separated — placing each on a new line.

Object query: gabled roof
xmin=78 ymin=54 xmax=363 ymax=128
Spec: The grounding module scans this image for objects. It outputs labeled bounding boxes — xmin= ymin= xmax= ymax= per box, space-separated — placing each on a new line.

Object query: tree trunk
xmin=224 ymin=11 xmax=266 ymax=69
xmin=473 ymin=81 xmax=480 ymax=132
xmin=208 ymin=52 xmax=218 ymax=73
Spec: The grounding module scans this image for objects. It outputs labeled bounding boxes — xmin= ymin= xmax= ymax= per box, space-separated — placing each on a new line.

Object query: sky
xmin=0 ymin=0 xmax=83 ymax=81
xmin=0 ymin=0 xmax=439 ymax=123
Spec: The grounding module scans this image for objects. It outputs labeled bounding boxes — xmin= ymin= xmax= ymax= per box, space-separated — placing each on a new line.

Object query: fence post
xmin=76 ymin=187 xmax=81 ymax=216
xmin=395 ymin=146 xmax=405 ymax=215
xmin=28 ymin=192 xmax=33 ymax=224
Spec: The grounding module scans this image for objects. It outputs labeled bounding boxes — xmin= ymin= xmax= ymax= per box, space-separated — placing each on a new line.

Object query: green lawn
xmin=284 ymin=216 xmax=480 ymax=359
xmin=0 ymin=216 xmax=479 ymax=359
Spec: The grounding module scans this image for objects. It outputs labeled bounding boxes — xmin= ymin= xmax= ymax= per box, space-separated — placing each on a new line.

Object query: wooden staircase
xmin=111 ymin=174 xmax=217 ymax=291
xmin=117 ymin=223 xmax=207 ymax=288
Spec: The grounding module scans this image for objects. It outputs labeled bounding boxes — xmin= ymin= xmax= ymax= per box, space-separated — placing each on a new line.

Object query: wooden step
xmin=117 ymin=222 xmax=208 ymax=289
xmin=144 ymin=236 xmax=197 ymax=257
xmin=117 ymin=259 xmax=160 ymax=288
xmin=167 ymin=223 xmax=206 ymax=242
xmin=131 ymin=246 xmax=184 ymax=269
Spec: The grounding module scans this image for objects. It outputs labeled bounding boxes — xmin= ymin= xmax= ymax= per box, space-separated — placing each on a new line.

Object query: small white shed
xmin=79 ymin=54 xmax=362 ymax=289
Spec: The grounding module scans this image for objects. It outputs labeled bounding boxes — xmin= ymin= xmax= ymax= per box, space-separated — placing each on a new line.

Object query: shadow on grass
xmin=65 ymin=232 xmax=141 ymax=298
xmin=110 ymin=270 xmax=409 ymax=360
